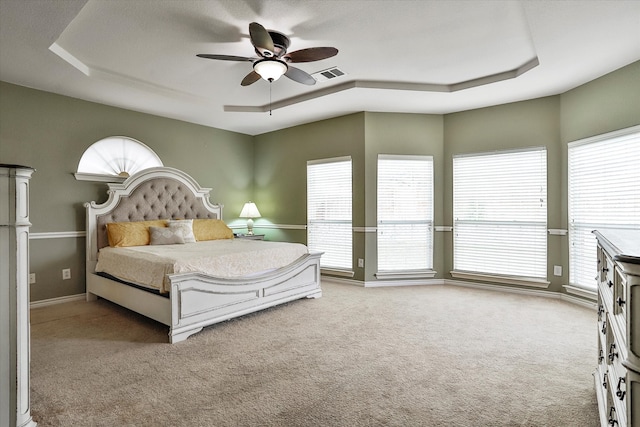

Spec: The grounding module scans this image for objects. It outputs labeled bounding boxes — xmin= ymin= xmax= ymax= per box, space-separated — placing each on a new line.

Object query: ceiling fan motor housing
xmin=266 ymin=31 xmax=290 ymax=58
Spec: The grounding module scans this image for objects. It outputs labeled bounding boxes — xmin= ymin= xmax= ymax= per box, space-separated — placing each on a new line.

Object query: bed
xmin=84 ymin=167 xmax=322 ymax=343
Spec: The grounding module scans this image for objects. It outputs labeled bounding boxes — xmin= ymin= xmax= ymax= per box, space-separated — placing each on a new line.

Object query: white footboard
xmin=168 ymin=252 xmax=322 ymax=343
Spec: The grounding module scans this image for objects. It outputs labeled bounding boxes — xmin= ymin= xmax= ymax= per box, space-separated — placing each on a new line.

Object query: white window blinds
xmin=377 ymin=155 xmax=434 ymax=271
xmin=76 ymin=136 xmax=163 ymax=178
xmin=568 ymin=126 xmax=640 ymax=290
xmin=307 ymin=157 xmax=353 ymax=270
xmin=453 ymin=148 xmax=547 ymax=279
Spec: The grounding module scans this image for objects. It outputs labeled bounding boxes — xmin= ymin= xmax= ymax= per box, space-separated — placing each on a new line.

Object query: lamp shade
xmin=253 ymin=59 xmax=288 ymax=82
xmin=240 ymin=202 xmax=261 ymax=218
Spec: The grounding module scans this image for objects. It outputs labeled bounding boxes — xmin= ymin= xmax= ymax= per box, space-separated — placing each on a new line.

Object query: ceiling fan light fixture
xmin=254 ymin=59 xmax=288 ymax=82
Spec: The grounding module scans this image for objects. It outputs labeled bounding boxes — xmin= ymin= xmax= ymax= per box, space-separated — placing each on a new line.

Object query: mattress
xmin=95 ymin=239 xmax=309 ymax=293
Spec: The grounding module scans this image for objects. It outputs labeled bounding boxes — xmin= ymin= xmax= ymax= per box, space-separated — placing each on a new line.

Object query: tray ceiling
xmin=1 ymin=0 xmax=639 ymax=135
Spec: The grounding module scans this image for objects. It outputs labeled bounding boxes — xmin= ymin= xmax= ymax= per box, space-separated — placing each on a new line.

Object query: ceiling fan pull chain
xmin=269 ymin=82 xmax=272 ymax=116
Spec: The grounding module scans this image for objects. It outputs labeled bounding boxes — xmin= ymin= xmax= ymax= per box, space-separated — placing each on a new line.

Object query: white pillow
xmin=167 ymin=219 xmax=196 ymax=243
xmin=149 ymin=226 xmax=185 ymax=245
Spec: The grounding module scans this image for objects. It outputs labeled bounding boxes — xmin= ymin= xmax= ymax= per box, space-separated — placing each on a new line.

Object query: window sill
xmin=450 ymin=270 xmax=550 ymax=288
xmin=74 ymin=172 xmax=126 ymax=183
xmin=375 ymin=270 xmax=437 ymax=280
xmin=562 ymin=284 xmax=597 ymax=300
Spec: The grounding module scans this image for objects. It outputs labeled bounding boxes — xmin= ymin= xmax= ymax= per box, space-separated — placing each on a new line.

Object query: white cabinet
xmin=593 ymin=230 xmax=639 ymax=427
xmin=0 ymin=164 xmax=37 ymax=427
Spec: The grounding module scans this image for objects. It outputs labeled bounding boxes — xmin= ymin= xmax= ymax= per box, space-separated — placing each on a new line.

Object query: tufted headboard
xmin=85 ymin=167 xmax=223 ymax=266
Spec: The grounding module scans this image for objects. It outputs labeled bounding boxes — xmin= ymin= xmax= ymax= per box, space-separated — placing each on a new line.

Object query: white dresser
xmin=0 ymin=164 xmax=37 ymax=427
xmin=593 ymin=230 xmax=639 ymax=427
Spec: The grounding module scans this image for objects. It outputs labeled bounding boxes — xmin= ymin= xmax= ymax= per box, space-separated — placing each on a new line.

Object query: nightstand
xmin=234 ymin=234 xmax=265 ymax=240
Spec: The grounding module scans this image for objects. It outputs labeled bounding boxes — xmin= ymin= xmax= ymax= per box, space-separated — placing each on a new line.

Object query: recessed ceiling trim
xmin=224 ymin=80 xmax=357 ymax=113
xmin=224 ymin=56 xmax=540 ymax=113
xmin=49 ymin=42 xmax=90 ymax=75
xmin=450 ymin=57 xmax=540 ymax=92
xmin=89 ymin=66 xmax=210 ymax=101
xmin=49 ymin=42 xmax=210 ymax=102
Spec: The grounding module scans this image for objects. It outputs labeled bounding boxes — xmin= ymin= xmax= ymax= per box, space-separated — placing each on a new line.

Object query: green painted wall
xmin=363 ymin=112 xmax=444 ymax=281
xmin=0 ymin=82 xmax=254 ymax=301
xmin=253 ymin=61 xmax=639 ymax=290
xmin=253 ymin=113 xmax=365 ymax=247
xmin=556 ymin=61 xmax=640 ymax=294
xmin=560 ymin=61 xmax=640 ymax=143
xmin=443 ymin=96 xmax=563 ymax=291
xmin=1 ymin=60 xmax=638 ymax=301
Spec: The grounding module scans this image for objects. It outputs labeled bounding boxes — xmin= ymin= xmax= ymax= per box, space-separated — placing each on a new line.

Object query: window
xmin=307 ymin=157 xmax=352 ymax=271
xmin=75 ymin=136 xmax=163 ymax=182
xmin=453 ymin=147 xmax=547 ymax=282
xmin=377 ymin=154 xmax=434 ymax=273
xmin=568 ymin=125 xmax=640 ymax=291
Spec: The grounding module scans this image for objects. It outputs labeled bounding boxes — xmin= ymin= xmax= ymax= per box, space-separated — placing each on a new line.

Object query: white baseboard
xmin=446 ymin=279 xmax=555 ymax=297
xmin=324 ymin=275 xmax=596 ymax=310
xmin=322 ymin=275 xmax=446 ymax=288
xmin=30 ymin=279 xmax=597 ymax=311
xmin=30 ymin=293 xmax=86 ymax=309
xmin=559 ymin=293 xmax=598 ymax=310
xmin=321 ymin=276 xmax=364 ymax=287
xmin=364 ymin=278 xmax=445 ymax=288
xmin=446 ymin=279 xmax=596 ymax=309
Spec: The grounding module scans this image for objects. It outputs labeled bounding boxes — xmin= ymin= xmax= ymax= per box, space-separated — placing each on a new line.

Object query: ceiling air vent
xmin=312 ymin=67 xmax=346 ymax=83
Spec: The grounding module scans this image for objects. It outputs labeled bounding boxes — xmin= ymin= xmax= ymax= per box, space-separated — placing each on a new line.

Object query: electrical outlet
xmin=553 ymin=265 xmax=562 ymax=276
xmin=62 ymin=268 xmax=71 ymax=280
xmin=358 ymin=258 xmax=364 ymax=268
xmin=29 ymin=273 xmax=36 ymax=284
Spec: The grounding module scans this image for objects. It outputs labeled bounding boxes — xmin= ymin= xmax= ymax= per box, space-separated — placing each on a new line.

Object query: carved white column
xmin=1 ymin=164 xmax=37 ymax=427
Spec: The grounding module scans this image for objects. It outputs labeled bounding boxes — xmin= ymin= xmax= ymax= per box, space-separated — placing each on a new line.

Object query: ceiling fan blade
xmin=197 ymin=54 xmax=255 ymax=62
xmin=249 ymin=22 xmax=274 ymax=57
xmin=284 ymin=47 xmax=338 ymax=63
xmin=285 ymin=66 xmax=316 ymax=85
xmin=241 ymin=71 xmax=261 ymax=86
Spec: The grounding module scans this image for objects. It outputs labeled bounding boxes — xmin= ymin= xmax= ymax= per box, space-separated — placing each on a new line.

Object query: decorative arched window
xmin=75 ymin=136 xmax=163 ymax=182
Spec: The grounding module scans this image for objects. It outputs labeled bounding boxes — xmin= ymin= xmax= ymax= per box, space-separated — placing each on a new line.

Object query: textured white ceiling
xmin=1 ymin=0 xmax=639 ymax=135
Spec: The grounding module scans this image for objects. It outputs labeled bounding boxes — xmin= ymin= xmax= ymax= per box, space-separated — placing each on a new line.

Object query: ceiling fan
xmin=197 ymin=22 xmax=338 ymax=86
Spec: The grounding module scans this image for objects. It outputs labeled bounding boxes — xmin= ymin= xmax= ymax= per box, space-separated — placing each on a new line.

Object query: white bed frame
xmin=85 ymin=167 xmax=322 ymax=343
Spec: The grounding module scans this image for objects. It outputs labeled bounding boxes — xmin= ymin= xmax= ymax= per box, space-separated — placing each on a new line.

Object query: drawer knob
xmin=602 ymin=267 xmax=609 ymax=273
xmin=607 ymin=280 xmax=613 ymax=288
xmin=601 ymin=321 xmax=607 ymax=335
xmin=603 ymin=373 xmax=608 ymax=389
xmin=616 ymin=377 xmax=626 ymax=401
xmin=616 ymin=297 xmax=625 ymax=307
xmin=608 ymin=343 xmax=618 ymax=362
xmin=599 ymin=349 xmax=604 ymax=363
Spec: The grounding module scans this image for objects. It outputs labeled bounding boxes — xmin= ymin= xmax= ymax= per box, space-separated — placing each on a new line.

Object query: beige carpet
xmin=30 ymin=281 xmax=598 ymax=426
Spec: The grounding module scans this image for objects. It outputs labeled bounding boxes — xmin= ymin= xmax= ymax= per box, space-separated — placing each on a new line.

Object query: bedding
xmin=86 ymin=166 xmax=322 ymax=343
xmin=95 ymin=239 xmax=309 ymax=293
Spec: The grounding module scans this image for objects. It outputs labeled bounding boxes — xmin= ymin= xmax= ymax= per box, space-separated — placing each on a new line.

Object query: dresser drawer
xmin=606 ymin=364 xmax=639 ymax=427
xmin=599 ymin=249 xmax=615 ymax=301
xmin=605 ymin=377 xmax=623 ymax=427
xmin=610 ymin=357 xmax=628 ymax=425
xmin=614 ymin=266 xmax=627 ymax=330
xmin=628 ymin=279 xmax=639 ymax=371
xmin=599 ymin=249 xmax=615 ymax=286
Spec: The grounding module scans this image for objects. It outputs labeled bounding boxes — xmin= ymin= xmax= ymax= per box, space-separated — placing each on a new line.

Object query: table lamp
xmin=239 ymin=202 xmax=261 ymax=235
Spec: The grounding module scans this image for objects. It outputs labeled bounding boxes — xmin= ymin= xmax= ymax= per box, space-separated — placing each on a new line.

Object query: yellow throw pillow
xmin=106 ymin=220 xmax=168 ymax=247
xmin=192 ymin=219 xmax=234 ymax=241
